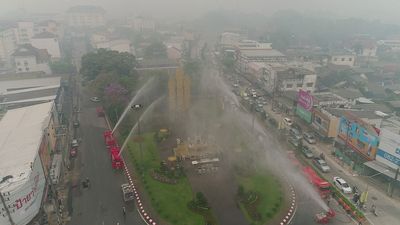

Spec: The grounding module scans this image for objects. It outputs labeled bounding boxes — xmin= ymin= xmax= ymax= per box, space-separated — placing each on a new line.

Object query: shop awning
xmin=364 ymin=161 xmax=400 ymax=182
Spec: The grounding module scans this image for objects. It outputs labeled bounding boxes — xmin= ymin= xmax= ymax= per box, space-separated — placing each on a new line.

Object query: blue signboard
xmin=377 ymin=149 xmax=400 ymax=167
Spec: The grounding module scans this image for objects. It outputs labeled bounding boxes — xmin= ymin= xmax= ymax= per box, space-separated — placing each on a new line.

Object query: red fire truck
xmin=110 ymin=147 xmax=124 ymax=169
xmin=303 ymin=166 xmax=331 ymax=198
xmin=103 ymin=130 xmax=116 ymax=148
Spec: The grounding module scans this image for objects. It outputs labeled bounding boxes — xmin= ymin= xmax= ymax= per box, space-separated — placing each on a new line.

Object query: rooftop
xmin=0 ymin=77 xmax=61 ymax=94
xmin=240 ymin=49 xmax=285 ymax=58
xmin=354 ymin=103 xmax=392 ymax=114
xmin=33 ymin=31 xmax=57 ymax=39
xmin=0 ymin=102 xmax=53 ymax=192
xmin=325 ymin=108 xmax=381 ymax=119
xmin=313 ymin=92 xmax=347 ymax=104
xmin=332 ymin=88 xmax=364 ymax=99
xmin=12 ymin=44 xmax=50 ymax=62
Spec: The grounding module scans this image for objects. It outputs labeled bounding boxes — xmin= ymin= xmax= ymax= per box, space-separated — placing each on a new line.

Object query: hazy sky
xmin=1 ymin=0 xmax=400 ymax=24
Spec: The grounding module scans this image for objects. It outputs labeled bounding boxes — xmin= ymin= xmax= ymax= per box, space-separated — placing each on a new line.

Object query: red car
xmin=70 ymin=147 xmax=78 ymax=158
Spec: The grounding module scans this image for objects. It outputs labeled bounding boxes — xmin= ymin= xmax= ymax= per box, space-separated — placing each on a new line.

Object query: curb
xmin=279 ymin=185 xmax=297 ymax=225
xmin=104 ymin=115 xmax=158 ymax=225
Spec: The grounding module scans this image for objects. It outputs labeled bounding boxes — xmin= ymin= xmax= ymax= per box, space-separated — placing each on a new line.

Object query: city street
xmin=67 ymin=88 xmax=145 ymax=225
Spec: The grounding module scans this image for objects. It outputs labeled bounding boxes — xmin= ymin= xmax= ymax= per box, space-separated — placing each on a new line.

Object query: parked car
xmin=73 ymin=120 xmax=80 ymax=128
xmin=71 ymin=139 xmax=79 ymax=148
xmin=90 ymin=97 xmax=100 ymax=102
xmin=333 ymin=177 xmax=352 ymax=194
xmin=303 ymin=132 xmax=316 ymax=144
xmin=301 ymin=145 xmax=314 ymax=158
xmin=292 ymin=123 xmax=302 ymax=133
xmin=289 ymin=128 xmax=302 ymax=140
xmin=283 ymin=117 xmax=293 ymax=127
xmin=288 ymin=137 xmax=300 ymax=147
xmin=313 ymin=157 xmax=330 ymax=173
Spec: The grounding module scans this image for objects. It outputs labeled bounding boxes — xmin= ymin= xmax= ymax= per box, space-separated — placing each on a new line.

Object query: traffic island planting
xmin=236 ymin=173 xmax=284 ymax=225
xmin=127 ymin=133 xmax=204 ymax=225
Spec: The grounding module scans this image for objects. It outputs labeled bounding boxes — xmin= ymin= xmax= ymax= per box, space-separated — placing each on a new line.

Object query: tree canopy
xmin=80 ymin=49 xmax=137 ymax=80
xmin=144 ymin=41 xmax=167 ymax=59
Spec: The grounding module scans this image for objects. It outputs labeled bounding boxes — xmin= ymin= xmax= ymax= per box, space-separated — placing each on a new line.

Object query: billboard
xmin=337 ymin=116 xmax=379 ymax=160
xmin=296 ymin=89 xmax=313 ymax=123
xmin=0 ymin=155 xmax=46 ymax=225
xmin=376 ymin=129 xmax=400 ymax=169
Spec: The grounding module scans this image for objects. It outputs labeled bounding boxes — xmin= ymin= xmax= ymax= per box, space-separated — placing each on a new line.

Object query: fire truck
xmin=103 ymin=130 xmax=116 ymax=148
xmin=303 ymin=166 xmax=331 ymax=198
xmin=110 ymin=146 xmax=124 ymax=169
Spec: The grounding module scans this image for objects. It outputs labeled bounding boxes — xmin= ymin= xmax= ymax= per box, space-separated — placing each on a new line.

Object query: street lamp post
xmin=131 ymin=104 xmax=143 ymax=173
xmin=362 ymin=169 xmax=389 ymax=205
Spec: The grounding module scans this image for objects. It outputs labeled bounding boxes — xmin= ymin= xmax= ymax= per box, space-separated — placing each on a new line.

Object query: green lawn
xmin=127 ymin=134 xmax=204 ymax=225
xmin=237 ymin=173 xmax=284 ymax=225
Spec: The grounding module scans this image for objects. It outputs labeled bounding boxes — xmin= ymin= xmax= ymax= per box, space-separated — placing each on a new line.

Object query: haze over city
xmin=0 ymin=1 xmax=400 ymax=225
xmin=1 ymin=0 xmax=400 ymax=23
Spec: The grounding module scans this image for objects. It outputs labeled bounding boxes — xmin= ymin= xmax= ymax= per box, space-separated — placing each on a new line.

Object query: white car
xmin=71 ymin=139 xmax=79 ymax=148
xmin=90 ymin=97 xmax=100 ymax=102
xmin=283 ymin=117 xmax=293 ymax=127
xmin=333 ymin=177 xmax=352 ymax=194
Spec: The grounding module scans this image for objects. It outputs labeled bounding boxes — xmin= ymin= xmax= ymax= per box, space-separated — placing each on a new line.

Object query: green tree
xmin=80 ymin=49 xmax=137 ymax=80
xmin=144 ymin=41 xmax=167 ymax=59
xmin=50 ymin=60 xmax=76 ymax=74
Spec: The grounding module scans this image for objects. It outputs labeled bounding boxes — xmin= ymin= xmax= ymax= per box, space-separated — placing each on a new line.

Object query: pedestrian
xmin=327 ymin=197 xmax=331 ymax=206
xmin=122 ymin=206 xmax=126 ymax=217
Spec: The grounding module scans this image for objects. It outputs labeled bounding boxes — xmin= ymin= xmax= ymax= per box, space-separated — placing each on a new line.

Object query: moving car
xmin=90 ymin=97 xmax=100 ymax=102
xmin=283 ymin=117 xmax=293 ymax=127
xmin=73 ymin=120 xmax=80 ymax=128
xmin=313 ymin=157 xmax=330 ymax=173
xmin=301 ymin=145 xmax=314 ymax=158
xmin=70 ymin=147 xmax=77 ymax=158
xmin=333 ymin=177 xmax=352 ymax=194
xmin=303 ymin=132 xmax=316 ymax=144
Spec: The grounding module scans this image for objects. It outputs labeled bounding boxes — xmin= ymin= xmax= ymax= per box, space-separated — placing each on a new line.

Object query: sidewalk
xmin=263 ymin=101 xmax=400 ymax=225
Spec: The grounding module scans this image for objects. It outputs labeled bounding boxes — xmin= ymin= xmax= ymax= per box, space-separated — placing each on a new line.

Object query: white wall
xmin=16 ymin=22 xmax=34 ymax=44
xmin=0 ymin=29 xmax=17 ymax=68
xmin=31 ymin=38 xmax=61 ymax=59
xmin=0 ymin=155 xmax=46 ymax=225
xmin=15 ymin=56 xmax=51 ymax=74
xmin=330 ymin=54 xmax=355 ymax=67
xmin=376 ymin=129 xmax=400 ymax=169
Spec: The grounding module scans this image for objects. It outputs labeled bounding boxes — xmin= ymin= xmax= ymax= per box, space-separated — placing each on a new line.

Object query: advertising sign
xmin=2 ymin=155 xmax=46 ymax=225
xmin=337 ymin=116 xmax=379 ymax=160
xmin=297 ymin=89 xmax=314 ymax=111
xmin=296 ymin=89 xmax=313 ymax=123
xmin=376 ymin=129 xmax=400 ymax=169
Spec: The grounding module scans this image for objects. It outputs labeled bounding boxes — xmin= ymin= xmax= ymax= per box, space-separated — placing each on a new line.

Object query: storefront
xmin=296 ymin=89 xmax=313 ymax=123
xmin=311 ymin=107 xmax=340 ymax=141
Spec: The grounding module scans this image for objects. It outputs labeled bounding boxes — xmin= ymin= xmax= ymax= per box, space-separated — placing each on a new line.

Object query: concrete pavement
xmin=67 ymin=87 xmax=145 ymax=225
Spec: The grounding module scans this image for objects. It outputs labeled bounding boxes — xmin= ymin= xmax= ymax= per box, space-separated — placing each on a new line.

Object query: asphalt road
xmin=68 ymin=89 xmax=145 ymax=225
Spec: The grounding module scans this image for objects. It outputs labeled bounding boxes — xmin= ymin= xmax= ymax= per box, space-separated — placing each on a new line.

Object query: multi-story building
xmin=235 ymin=43 xmax=286 ymax=73
xmin=31 ymin=32 xmax=61 ymax=59
xmin=0 ymin=28 xmax=17 ymax=70
xmin=378 ymin=39 xmax=400 ymax=52
xmin=219 ymin=32 xmax=241 ymax=50
xmin=329 ymin=50 xmax=356 ymax=67
xmin=66 ymin=5 xmax=106 ymax=28
xmin=12 ymin=44 xmax=51 ymax=74
xmin=260 ymin=64 xmax=316 ymax=93
xmin=15 ymin=22 xmax=35 ymax=44
xmin=131 ymin=17 xmax=156 ymax=32
xmin=34 ymin=20 xmax=63 ymax=38
xmin=0 ymin=102 xmax=55 ymax=225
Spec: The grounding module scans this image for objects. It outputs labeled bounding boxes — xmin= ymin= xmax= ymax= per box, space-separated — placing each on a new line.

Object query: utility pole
xmin=390 ymin=167 xmax=399 ymax=197
xmin=0 ymin=192 xmax=15 ymax=225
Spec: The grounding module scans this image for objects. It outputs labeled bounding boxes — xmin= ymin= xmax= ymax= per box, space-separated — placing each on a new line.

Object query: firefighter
xmin=122 ymin=206 xmax=126 ymax=218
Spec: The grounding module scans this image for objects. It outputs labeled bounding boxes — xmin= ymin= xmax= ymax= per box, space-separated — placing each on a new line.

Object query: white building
xmin=12 ymin=44 xmax=51 ymax=74
xmin=15 ymin=22 xmax=35 ymax=44
xmin=0 ymin=28 xmax=17 ymax=69
xmin=236 ymin=48 xmax=286 ymax=73
xmin=0 ymin=102 xmax=53 ymax=225
xmin=219 ymin=32 xmax=241 ymax=50
xmin=31 ymin=32 xmax=61 ymax=59
xmin=66 ymin=5 xmax=106 ymax=28
xmin=378 ymin=39 xmax=400 ymax=51
xmin=90 ymin=33 xmax=133 ymax=54
xmin=329 ymin=50 xmax=356 ymax=67
xmin=131 ymin=17 xmax=156 ymax=32
xmin=34 ymin=20 xmax=63 ymax=38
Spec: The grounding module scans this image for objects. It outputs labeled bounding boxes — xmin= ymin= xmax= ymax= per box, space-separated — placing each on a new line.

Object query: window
xmin=16 ymin=61 xmax=20 ymax=66
xmin=18 ymin=68 xmax=22 ymax=71
xmin=341 ymin=58 xmax=345 ymax=61
xmin=286 ymin=84 xmax=293 ymax=88
xmin=297 ymin=83 xmax=303 ymax=88
xmin=349 ymin=58 xmax=352 ymax=61
xmin=334 ymin=58 xmax=338 ymax=61
xmin=25 ymin=67 xmax=29 ymax=71
xmin=306 ymin=82 xmax=314 ymax=87
xmin=24 ymin=61 xmax=28 ymax=66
